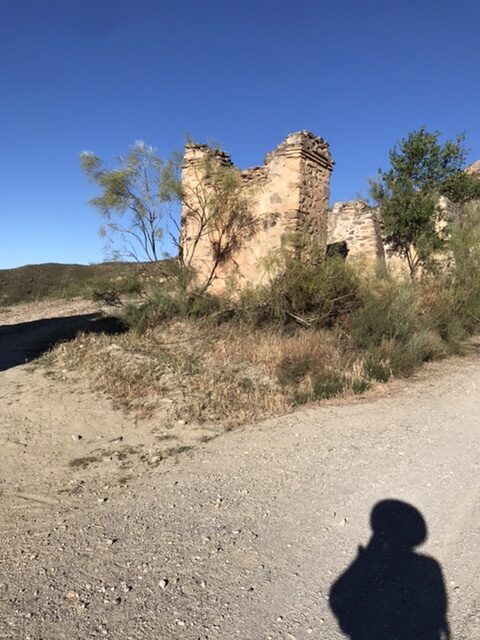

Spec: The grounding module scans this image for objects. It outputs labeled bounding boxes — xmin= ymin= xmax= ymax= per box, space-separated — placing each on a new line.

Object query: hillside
xmin=0 ymin=261 xmax=144 ymax=306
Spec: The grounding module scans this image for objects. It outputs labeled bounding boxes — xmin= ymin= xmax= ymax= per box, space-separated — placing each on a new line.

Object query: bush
xmin=84 ymin=272 xmax=144 ymax=303
xmin=420 ymin=279 xmax=466 ymax=352
xmin=238 ymin=257 xmax=361 ymax=328
xmin=122 ymin=284 xmax=228 ymax=333
xmin=312 ymin=372 xmax=347 ymax=399
xmin=351 ymin=378 xmax=371 ymax=394
xmin=349 ymin=276 xmax=420 ymax=349
xmin=364 ymin=355 xmax=391 ymax=382
xmin=277 ymin=354 xmax=315 ymax=386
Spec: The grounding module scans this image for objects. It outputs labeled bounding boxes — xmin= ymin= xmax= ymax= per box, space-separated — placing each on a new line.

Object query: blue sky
xmin=0 ymin=0 xmax=479 ymax=268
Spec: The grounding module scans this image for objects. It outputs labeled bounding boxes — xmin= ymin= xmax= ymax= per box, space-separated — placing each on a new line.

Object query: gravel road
xmin=0 ymin=307 xmax=479 ymax=639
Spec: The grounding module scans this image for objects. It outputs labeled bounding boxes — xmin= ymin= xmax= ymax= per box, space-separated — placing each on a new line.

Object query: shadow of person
xmin=329 ymin=500 xmax=450 ymax=639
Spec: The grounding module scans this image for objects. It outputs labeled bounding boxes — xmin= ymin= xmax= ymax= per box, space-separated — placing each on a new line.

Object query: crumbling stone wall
xmin=327 ymin=200 xmax=384 ymax=261
xmin=181 ymin=133 xmax=479 ymax=290
xmin=466 ymin=160 xmax=480 ymax=177
xmin=181 ymin=132 xmax=333 ymax=290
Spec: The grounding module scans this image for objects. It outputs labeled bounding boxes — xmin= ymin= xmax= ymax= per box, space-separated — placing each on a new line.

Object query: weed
xmin=312 ymin=372 xmax=346 ymax=399
xmin=364 ymin=356 xmax=391 ymax=382
xmin=277 ymin=354 xmax=314 ymax=386
xmin=351 ymin=379 xmax=371 ymax=394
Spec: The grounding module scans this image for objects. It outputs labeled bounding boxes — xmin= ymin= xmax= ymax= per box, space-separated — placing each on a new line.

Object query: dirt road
xmin=0 ymin=302 xmax=479 ymax=639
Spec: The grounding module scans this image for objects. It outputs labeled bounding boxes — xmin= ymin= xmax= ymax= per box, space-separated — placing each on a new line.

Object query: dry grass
xmin=44 ymin=320 xmax=373 ymax=430
xmin=45 ymin=321 xmax=287 ymax=428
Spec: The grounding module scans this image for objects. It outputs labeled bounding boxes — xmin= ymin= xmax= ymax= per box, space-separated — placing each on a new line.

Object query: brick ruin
xmin=180 ymin=131 xmax=478 ymax=290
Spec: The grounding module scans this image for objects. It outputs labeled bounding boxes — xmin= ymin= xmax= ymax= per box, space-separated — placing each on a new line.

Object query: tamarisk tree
xmin=81 ymin=141 xmax=179 ymax=263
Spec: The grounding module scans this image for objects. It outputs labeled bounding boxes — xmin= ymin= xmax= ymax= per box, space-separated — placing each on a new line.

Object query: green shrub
xmin=311 ymin=372 xmax=346 ymax=399
xmin=406 ymin=329 xmax=446 ymax=362
xmin=277 ymin=354 xmax=314 ymax=386
xmin=376 ymin=329 xmax=445 ymax=377
xmin=289 ymin=371 xmax=347 ymax=405
xmin=122 ymin=284 xmax=228 ymax=333
xmin=351 ymin=378 xmax=371 ymax=394
xmin=350 ymin=276 xmax=420 ymax=349
xmin=84 ymin=272 xmax=144 ymax=303
xmin=238 ymin=257 xmax=361 ymax=328
xmin=364 ymin=355 xmax=391 ymax=382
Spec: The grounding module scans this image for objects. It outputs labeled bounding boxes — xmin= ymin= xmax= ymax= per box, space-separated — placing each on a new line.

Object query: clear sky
xmin=0 ymin=0 xmax=479 ymax=268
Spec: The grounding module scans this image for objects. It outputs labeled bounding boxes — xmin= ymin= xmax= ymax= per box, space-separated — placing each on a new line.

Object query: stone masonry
xmin=180 ymin=132 xmax=479 ymax=291
xmin=327 ymin=200 xmax=385 ymax=260
xmin=181 ymin=131 xmax=334 ymax=290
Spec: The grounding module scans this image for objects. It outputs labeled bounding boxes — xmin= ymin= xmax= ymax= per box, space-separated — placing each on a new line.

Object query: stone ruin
xmin=180 ymin=131 xmax=478 ymax=290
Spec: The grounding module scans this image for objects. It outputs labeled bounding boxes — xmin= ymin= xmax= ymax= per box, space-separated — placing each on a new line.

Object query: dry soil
xmin=0 ymin=300 xmax=479 ymax=639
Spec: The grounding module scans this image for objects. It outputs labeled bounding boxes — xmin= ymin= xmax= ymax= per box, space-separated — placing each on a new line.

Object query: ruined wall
xmin=181 ymin=132 xmax=333 ymax=291
xmin=181 ymin=133 xmax=479 ymax=290
xmin=466 ymin=160 xmax=480 ymax=177
xmin=327 ymin=200 xmax=384 ymax=261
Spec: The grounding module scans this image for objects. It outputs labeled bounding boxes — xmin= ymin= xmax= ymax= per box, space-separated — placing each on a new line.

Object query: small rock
xmin=65 ymin=591 xmax=79 ymax=600
xmin=71 ymin=434 xmax=82 ymax=442
xmin=159 ymin=579 xmax=169 ymax=589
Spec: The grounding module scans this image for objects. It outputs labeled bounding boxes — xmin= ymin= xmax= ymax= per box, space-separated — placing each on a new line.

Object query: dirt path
xmin=0 ymin=301 xmax=479 ymax=639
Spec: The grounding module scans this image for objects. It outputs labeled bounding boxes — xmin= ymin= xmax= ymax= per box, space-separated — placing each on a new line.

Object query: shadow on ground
xmin=330 ymin=499 xmax=450 ymax=640
xmin=0 ymin=313 xmax=127 ymax=372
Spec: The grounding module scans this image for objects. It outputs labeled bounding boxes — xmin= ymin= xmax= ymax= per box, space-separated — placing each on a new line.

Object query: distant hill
xmin=0 ymin=262 xmax=144 ymax=306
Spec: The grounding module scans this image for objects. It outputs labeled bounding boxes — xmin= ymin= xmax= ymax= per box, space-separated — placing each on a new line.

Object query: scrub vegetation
xmin=29 ymin=129 xmax=480 ymax=428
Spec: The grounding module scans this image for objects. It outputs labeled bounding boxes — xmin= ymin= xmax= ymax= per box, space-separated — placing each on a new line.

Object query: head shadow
xmin=329 ymin=499 xmax=450 ymax=640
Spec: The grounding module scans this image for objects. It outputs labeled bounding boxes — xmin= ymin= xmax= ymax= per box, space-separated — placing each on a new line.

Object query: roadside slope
xmin=0 ymin=352 xmax=479 ymax=639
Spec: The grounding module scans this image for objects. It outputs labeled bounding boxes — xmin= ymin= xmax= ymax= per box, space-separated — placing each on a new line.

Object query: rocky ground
xmin=0 ymin=300 xmax=479 ymax=639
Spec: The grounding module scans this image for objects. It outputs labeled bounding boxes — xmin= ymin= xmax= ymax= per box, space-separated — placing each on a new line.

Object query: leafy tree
xmin=81 ymin=140 xmax=257 ymax=298
xmin=80 ymin=141 xmax=179 ymax=263
xmin=370 ymin=128 xmax=480 ymax=278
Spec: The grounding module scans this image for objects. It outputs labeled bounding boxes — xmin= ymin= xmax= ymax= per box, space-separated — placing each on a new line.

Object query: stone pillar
xmin=179 ymin=132 xmax=335 ymax=292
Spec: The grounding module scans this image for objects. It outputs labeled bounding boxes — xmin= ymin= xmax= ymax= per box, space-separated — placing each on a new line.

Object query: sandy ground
xmin=0 ymin=300 xmax=479 ymax=639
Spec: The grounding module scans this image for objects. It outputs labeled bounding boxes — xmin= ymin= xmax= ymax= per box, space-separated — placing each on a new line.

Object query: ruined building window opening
xmin=326 ymin=241 xmax=349 ymax=260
